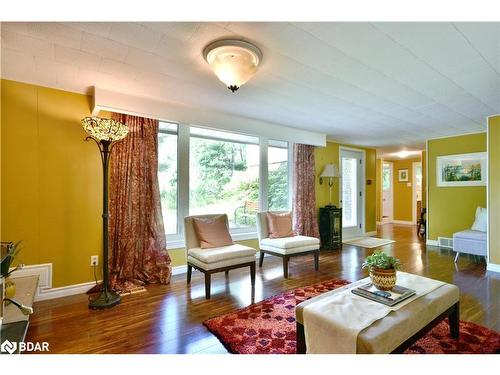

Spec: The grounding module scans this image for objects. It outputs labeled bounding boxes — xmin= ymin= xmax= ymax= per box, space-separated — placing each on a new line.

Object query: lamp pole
xmin=87 ymin=138 xmax=120 ymax=309
xmin=82 ymin=116 xmax=128 ymax=310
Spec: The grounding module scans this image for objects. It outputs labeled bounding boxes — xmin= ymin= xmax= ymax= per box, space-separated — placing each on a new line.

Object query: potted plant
xmin=362 ymin=251 xmax=401 ymax=290
xmin=1 ymin=241 xmax=23 ymax=302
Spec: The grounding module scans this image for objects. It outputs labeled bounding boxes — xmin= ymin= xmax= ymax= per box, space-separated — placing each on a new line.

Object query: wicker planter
xmin=369 ymin=267 xmax=396 ymax=290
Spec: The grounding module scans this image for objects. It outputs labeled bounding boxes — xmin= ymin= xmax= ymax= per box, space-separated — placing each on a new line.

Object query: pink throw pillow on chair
xmin=267 ymin=212 xmax=296 ymax=238
xmin=192 ymin=215 xmax=234 ymax=249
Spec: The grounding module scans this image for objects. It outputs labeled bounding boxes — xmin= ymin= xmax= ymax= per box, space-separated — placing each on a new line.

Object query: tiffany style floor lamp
xmin=81 ymin=116 xmax=129 ymax=309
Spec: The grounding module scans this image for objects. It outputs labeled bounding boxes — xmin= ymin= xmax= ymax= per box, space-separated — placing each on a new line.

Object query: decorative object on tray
xmin=362 ymin=251 xmax=401 ymax=290
xmin=398 ymin=168 xmax=409 ymax=182
xmin=351 ymin=283 xmax=415 ymax=306
xmin=436 ymin=152 xmax=486 ymax=187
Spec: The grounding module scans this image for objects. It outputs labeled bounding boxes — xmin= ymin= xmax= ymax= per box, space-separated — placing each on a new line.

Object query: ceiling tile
xmin=54 ymin=45 xmax=102 ymax=71
xmin=108 ymin=23 xmax=162 ymax=52
xmin=81 ymin=32 xmax=129 ymax=63
xmin=2 ymin=21 xmax=499 ymax=153
xmin=1 ymin=31 xmax=54 ymax=59
xmin=26 ymin=22 xmax=82 ymax=49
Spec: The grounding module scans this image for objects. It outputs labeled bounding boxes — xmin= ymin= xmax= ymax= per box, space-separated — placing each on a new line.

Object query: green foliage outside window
xmin=159 ymin=134 xmax=289 ymax=228
xmin=191 ymin=140 xmax=247 ymax=206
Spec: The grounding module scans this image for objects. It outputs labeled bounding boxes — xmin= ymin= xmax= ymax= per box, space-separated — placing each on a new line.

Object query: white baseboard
xmin=426 ymin=239 xmax=439 ymax=246
xmin=486 ymin=263 xmax=500 ymax=273
xmin=171 ymin=265 xmax=187 ymax=275
xmin=36 ymin=281 xmax=97 ymax=301
xmin=392 ymin=220 xmax=414 ymax=225
xmin=10 ymin=262 xmax=99 ymax=301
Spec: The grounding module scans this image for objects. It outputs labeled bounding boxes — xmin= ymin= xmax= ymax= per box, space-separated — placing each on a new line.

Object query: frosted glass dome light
xmin=203 ymin=40 xmax=263 ymax=92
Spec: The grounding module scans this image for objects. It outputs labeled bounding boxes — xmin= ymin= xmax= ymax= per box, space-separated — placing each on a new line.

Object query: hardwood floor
xmin=26 ymin=224 xmax=500 ymax=354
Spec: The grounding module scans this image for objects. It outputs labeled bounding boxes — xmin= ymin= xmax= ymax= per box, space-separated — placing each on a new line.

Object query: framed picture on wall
xmin=436 ymin=152 xmax=487 ymax=187
xmin=398 ymin=169 xmax=409 ymax=182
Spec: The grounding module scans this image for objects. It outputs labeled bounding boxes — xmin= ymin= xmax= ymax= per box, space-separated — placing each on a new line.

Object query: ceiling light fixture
xmin=203 ymin=39 xmax=263 ymax=93
xmin=390 ymin=150 xmax=421 ymax=159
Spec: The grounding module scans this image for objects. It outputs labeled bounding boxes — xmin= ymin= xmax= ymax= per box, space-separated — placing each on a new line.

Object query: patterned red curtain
xmin=293 ymin=143 xmax=320 ymax=238
xmin=108 ymin=113 xmax=171 ymax=290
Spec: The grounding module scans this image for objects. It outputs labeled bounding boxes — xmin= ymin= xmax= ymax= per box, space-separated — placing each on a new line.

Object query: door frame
xmin=339 ymin=146 xmax=366 ymax=237
xmin=382 ymin=160 xmax=394 ymax=223
xmin=412 ymin=161 xmax=422 ymax=224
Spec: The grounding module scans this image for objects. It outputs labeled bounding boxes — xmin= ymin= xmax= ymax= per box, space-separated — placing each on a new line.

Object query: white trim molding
xmin=426 ymin=239 xmax=439 ymax=246
xmin=392 ymin=220 xmax=414 ymax=225
xmin=486 ymin=263 xmax=500 ymax=273
xmin=36 ymin=281 xmax=97 ymax=302
xmin=171 ymin=265 xmax=188 ymax=276
xmin=9 ymin=263 xmax=97 ymax=301
xmin=93 ymin=87 xmax=326 ymax=147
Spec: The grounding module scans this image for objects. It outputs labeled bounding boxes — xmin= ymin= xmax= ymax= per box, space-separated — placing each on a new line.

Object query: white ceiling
xmin=1 ymin=22 xmax=499 ymax=154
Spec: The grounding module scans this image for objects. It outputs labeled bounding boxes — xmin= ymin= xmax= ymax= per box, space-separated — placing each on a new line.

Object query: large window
xmin=157 ymin=122 xmax=293 ymax=244
xmin=158 ymin=122 xmax=178 ymax=235
xmin=189 ymin=127 xmax=260 ymax=229
xmin=268 ymin=140 xmax=290 ymax=211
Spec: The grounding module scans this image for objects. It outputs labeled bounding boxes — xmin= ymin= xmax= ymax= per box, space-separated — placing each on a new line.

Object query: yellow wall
xmin=488 ymin=116 xmax=500 ymax=266
xmin=389 ymin=158 xmax=421 ymax=222
xmin=427 ymin=132 xmax=487 ymax=240
xmin=315 ymin=141 xmax=377 ymax=233
xmin=1 ymin=80 xmax=102 ymax=287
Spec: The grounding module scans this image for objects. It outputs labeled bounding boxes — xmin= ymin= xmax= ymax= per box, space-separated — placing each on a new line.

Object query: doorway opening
xmin=382 ymin=161 xmax=393 ymax=223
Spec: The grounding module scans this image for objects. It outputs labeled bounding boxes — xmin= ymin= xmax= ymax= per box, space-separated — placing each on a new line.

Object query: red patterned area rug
xmin=203 ymin=278 xmax=500 ymax=354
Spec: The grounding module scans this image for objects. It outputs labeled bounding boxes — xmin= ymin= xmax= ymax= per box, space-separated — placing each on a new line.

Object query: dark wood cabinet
xmin=319 ymin=206 xmax=342 ymax=250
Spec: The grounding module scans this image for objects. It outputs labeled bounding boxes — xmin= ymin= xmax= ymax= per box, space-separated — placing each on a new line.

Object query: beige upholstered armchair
xmin=256 ymin=212 xmax=320 ymax=278
xmin=184 ymin=214 xmax=257 ymax=299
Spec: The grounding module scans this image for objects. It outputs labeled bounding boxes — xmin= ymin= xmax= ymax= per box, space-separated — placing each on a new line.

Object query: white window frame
xmin=158 ymin=123 xmax=294 ymax=249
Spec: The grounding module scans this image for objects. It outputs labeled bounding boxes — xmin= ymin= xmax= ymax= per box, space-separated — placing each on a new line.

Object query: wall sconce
xmin=319 ymin=163 xmax=340 ymax=207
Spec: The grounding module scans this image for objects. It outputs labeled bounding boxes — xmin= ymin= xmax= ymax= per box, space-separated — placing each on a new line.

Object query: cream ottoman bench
xmin=295 ymin=280 xmax=460 ymax=354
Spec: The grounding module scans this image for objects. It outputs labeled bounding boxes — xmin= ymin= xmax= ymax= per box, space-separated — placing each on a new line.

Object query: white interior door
xmin=412 ymin=162 xmax=422 ymax=224
xmin=340 ymin=149 xmax=364 ymax=238
xmin=382 ymin=162 xmax=393 ymax=222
